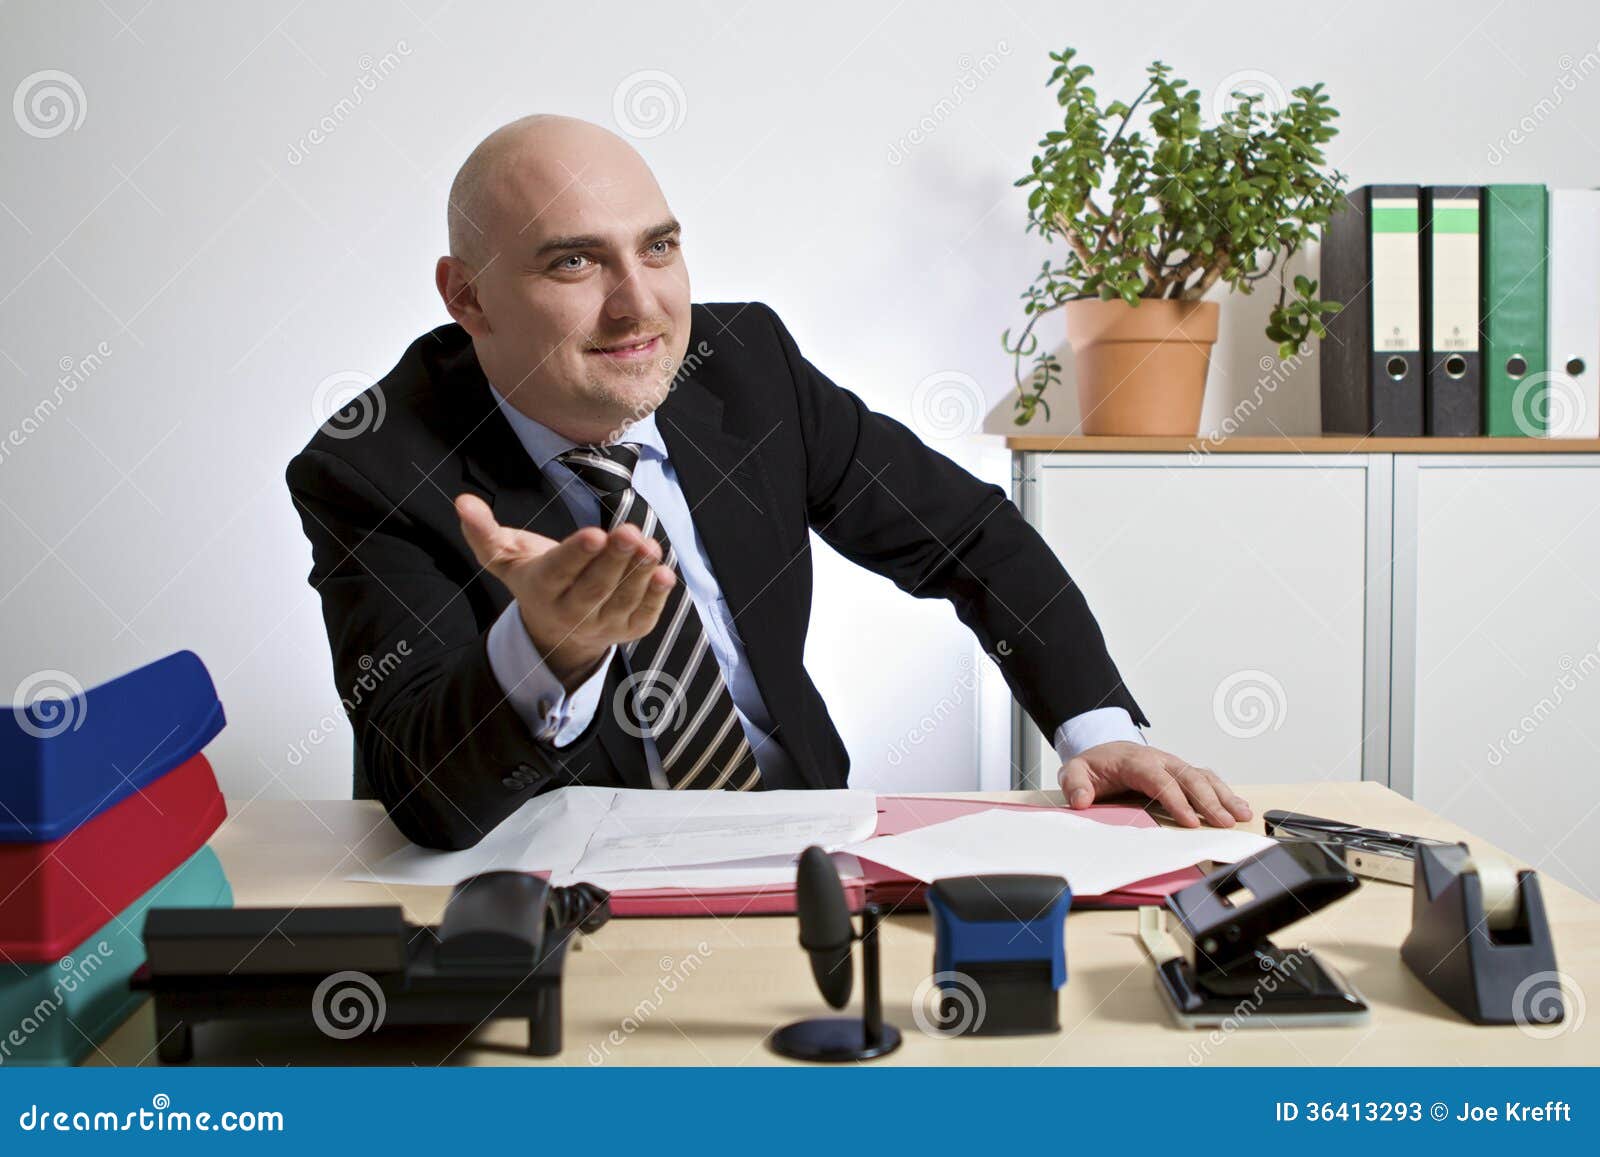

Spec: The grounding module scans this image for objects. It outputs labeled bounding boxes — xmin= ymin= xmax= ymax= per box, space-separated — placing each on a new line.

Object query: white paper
xmin=842 ymin=809 xmax=1275 ymax=896
xmin=347 ymin=786 xmax=878 ymax=888
xmin=572 ymin=788 xmax=877 ymax=875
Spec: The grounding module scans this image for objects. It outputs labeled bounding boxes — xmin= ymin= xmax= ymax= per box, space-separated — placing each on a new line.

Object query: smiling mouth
xmin=588 ymin=335 xmax=663 ymax=359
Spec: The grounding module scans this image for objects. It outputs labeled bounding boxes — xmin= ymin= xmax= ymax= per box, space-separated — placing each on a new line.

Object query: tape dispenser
xmin=1400 ymin=842 xmax=1562 ymax=1026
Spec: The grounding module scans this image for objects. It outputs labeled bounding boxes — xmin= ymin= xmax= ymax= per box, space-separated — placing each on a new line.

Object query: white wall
xmin=2 ymin=0 xmax=1598 ymax=803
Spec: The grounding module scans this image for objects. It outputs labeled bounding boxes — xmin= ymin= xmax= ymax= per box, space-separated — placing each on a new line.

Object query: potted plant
xmin=1004 ymin=48 xmax=1346 ymax=433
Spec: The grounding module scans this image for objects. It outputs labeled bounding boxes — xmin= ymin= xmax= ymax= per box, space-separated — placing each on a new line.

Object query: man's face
xmin=464 ymin=148 xmax=692 ymax=443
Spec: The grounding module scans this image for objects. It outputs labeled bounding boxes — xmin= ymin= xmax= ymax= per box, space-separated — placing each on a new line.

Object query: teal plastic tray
xmin=0 ymin=844 xmax=231 ymax=1067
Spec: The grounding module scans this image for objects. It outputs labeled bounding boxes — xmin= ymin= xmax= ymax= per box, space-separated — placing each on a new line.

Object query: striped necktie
xmin=558 ymin=443 xmax=763 ymax=791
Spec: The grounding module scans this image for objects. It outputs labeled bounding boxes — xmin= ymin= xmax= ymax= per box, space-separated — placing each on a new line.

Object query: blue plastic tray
xmin=1 ymin=650 xmax=224 ymax=842
xmin=0 ymin=844 xmax=232 ymax=1066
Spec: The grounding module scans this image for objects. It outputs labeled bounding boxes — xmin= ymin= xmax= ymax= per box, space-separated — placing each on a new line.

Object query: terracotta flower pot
xmin=1063 ymin=299 xmax=1220 ymax=435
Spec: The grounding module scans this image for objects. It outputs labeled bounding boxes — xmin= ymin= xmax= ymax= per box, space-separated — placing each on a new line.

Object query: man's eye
xmin=648 ymin=238 xmax=678 ymax=257
xmin=555 ymin=254 xmax=589 ymax=271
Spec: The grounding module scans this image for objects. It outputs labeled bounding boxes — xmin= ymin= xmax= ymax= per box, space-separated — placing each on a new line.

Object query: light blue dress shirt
xmin=482 ymin=385 xmax=1144 ymax=785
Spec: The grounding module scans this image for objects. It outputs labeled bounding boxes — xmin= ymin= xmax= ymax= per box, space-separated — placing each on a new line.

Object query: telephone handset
xmin=434 ymin=871 xmax=611 ymax=971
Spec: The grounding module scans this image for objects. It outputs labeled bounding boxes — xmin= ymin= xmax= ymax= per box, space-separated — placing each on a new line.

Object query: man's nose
xmin=602 ymin=259 xmax=656 ymax=320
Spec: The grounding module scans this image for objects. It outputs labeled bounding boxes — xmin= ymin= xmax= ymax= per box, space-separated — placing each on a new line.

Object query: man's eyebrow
xmin=530 ymin=218 xmax=682 ymax=260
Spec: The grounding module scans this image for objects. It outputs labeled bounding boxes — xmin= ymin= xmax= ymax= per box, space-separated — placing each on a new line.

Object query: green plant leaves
xmin=1007 ymin=45 xmax=1348 ymax=423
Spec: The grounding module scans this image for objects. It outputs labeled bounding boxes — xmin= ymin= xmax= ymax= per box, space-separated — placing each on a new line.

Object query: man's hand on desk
xmin=1059 ymin=741 xmax=1253 ymax=829
xmin=455 ymin=493 xmax=677 ymax=690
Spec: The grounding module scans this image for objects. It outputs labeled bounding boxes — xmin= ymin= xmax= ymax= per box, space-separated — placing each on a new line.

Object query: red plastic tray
xmin=0 ymin=751 xmax=226 ymax=961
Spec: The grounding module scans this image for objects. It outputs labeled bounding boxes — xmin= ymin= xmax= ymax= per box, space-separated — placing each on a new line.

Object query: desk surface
xmin=94 ymin=783 xmax=1597 ymax=1066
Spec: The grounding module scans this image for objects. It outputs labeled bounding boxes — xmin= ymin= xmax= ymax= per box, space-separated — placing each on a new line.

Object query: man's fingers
xmin=1163 ymin=756 xmax=1234 ymax=828
xmin=1209 ymin=772 xmax=1254 ymax=821
xmin=562 ymin=526 xmax=655 ymax=616
xmin=596 ymin=547 xmax=664 ymax=626
xmin=1133 ymin=756 xmax=1200 ymax=827
xmin=1058 ymin=756 xmax=1096 ymax=809
xmin=535 ymin=526 xmax=609 ymax=591
xmin=625 ymin=567 xmax=676 ymax=635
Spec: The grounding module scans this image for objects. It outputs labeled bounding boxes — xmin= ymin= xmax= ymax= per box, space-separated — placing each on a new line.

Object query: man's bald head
xmin=435 ymin=113 xmax=692 ymax=446
xmin=446 ymin=114 xmax=660 ymax=270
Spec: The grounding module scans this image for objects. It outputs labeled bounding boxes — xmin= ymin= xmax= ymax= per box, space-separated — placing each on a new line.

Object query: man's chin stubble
xmin=585 ymin=370 xmax=672 ymax=436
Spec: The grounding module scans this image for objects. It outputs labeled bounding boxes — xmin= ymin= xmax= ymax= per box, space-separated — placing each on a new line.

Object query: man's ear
xmin=436 ymin=256 xmax=488 ymax=335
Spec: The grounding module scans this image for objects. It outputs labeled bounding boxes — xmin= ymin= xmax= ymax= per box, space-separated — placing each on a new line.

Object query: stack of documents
xmin=351 ymin=786 xmax=878 ymax=891
xmin=352 ymin=788 xmax=1276 ymax=916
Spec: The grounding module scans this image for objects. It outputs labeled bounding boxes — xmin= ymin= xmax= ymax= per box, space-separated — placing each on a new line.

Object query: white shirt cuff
xmin=1052 ymin=706 xmax=1144 ymax=764
xmin=485 ymin=602 xmax=611 ymax=747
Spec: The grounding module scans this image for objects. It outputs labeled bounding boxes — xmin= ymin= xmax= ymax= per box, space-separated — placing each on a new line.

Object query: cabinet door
xmin=1397 ymin=457 xmax=1600 ymax=898
xmin=1019 ymin=454 xmax=1372 ymax=787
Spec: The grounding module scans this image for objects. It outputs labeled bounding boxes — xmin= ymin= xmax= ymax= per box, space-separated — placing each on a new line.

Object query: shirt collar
xmin=486 ymin=383 xmax=668 ymax=471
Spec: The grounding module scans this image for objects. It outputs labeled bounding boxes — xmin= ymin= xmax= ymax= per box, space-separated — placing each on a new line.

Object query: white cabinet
xmin=1013 ymin=454 xmax=1378 ymax=789
xmin=1011 ymin=445 xmax=1600 ymax=899
xmin=1394 ymin=456 xmax=1600 ymax=899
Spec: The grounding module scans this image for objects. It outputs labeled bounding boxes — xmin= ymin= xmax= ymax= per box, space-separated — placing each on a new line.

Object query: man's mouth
xmin=588 ymin=335 xmax=663 ymax=361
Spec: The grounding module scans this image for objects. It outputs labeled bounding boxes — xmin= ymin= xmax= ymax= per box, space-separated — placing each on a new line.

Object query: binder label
xmin=1431 ymin=198 xmax=1480 ymax=352
xmin=1371 ymin=198 xmax=1420 ymax=351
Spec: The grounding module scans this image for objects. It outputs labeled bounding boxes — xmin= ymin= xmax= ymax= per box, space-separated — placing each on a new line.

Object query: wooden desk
xmin=92 ymin=784 xmax=1598 ymax=1066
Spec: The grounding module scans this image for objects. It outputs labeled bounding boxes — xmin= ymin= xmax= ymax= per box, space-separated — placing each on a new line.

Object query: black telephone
xmin=131 ymin=871 xmax=611 ymax=1063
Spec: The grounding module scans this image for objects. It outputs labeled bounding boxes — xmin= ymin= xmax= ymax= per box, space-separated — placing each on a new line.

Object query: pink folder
xmin=606 ymin=795 xmax=1203 ymax=917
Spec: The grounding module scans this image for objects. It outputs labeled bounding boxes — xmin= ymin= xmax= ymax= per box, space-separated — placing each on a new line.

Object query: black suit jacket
xmin=286 ymin=301 xmax=1147 ymax=850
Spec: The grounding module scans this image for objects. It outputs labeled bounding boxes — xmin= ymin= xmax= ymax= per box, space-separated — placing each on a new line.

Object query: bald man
xmin=286 ymin=114 xmax=1251 ymax=851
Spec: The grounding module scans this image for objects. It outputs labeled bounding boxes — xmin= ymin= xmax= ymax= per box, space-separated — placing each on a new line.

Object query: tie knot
xmin=559 ymin=443 xmax=641 ymax=497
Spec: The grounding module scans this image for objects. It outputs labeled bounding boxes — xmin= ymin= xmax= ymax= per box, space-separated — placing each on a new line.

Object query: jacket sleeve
xmin=761 ymin=302 xmax=1149 ymax=741
xmin=285 ymin=446 xmax=606 ymax=850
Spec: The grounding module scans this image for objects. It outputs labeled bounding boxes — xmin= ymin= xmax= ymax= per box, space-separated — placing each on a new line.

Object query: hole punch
xmin=1138 ymin=842 xmax=1369 ymax=1029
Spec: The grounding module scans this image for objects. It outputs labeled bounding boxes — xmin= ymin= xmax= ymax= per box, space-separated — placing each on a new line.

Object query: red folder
xmin=606 ymin=795 xmax=1203 ymax=917
xmin=0 ymin=751 xmax=227 ymax=960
